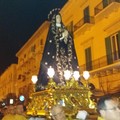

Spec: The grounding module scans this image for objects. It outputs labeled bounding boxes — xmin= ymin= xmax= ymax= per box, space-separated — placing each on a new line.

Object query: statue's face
xmin=56 ymin=14 xmax=61 ymax=24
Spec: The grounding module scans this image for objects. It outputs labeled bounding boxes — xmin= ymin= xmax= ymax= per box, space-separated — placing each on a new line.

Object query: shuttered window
xmin=84 ymin=6 xmax=90 ymax=23
xmin=105 ymin=31 xmax=120 ymax=64
xmin=85 ymin=47 xmax=92 ymax=70
xmin=105 ymin=37 xmax=113 ymax=64
xmin=102 ymin=0 xmax=108 ymax=8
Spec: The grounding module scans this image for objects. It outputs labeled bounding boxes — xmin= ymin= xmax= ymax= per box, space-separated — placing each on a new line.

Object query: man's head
xmin=50 ymin=104 xmax=66 ymax=120
xmin=7 ymin=105 xmax=15 ymax=114
xmin=97 ymin=95 xmax=120 ymax=120
xmin=15 ymin=104 xmax=24 ymax=115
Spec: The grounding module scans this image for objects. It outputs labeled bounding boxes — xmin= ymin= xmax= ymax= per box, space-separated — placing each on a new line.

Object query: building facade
xmin=61 ymin=0 xmax=120 ymax=95
xmin=0 ymin=64 xmax=17 ymax=104
xmin=15 ymin=21 xmax=49 ymax=104
xmin=0 ymin=0 xmax=120 ymax=103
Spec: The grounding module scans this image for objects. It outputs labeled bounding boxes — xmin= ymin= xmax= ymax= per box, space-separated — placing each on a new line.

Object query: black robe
xmin=36 ymin=13 xmax=79 ymax=91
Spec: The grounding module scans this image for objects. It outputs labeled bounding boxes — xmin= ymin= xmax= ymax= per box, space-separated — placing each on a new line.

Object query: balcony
xmin=74 ymin=16 xmax=95 ymax=36
xmin=80 ymin=52 xmax=120 ymax=94
xmin=94 ymin=0 xmax=120 ymax=21
xmin=80 ymin=51 xmax=120 ymax=74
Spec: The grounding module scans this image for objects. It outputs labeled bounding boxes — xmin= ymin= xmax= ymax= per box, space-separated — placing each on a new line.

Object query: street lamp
xmin=31 ymin=75 xmax=38 ymax=84
xmin=9 ymin=99 xmax=14 ymax=105
xmin=47 ymin=66 xmax=56 ymax=88
xmin=72 ymin=71 xmax=80 ymax=87
xmin=73 ymin=71 xmax=80 ymax=81
xmin=64 ymin=70 xmax=71 ymax=80
xmin=31 ymin=75 xmax=38 ymax=92
xmin=83 ymin=71 xmax=90 ymax=88
xmin=83 ymin=71 xmax=90 ymax=80
xmin=47 ymin=66 xmax=55 ymax=79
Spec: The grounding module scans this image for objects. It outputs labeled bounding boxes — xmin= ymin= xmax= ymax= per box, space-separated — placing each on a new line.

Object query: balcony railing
xmin=95 ymin=0 xmax=120 ymax=15
xmin=74 ymin=16 xmax=94 ymax=32
xmin=80 ymin=51 xmax=120 ymax=72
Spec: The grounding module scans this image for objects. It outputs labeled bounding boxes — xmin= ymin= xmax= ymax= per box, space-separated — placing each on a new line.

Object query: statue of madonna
xmin=36 ymin=8 xmax=79 ymax=91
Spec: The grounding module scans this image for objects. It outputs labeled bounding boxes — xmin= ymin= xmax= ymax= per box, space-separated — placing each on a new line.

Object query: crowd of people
xmin=50 ymin=94 xmax=120 ymax=120
xmin=0 ymin=103 xmax=45 ymax=120
xmin=97 ymin=95 xmax=120 ymax=120
xmin=1 ymin=104 xmax=27 ymax=120
xmin=0 ymin=94 xmax=120 ymax=120
xmin=0 ymin=103 xmax=28 ymax=120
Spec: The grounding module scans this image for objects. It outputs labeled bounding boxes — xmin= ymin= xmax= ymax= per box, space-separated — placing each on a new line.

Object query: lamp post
xmin=47 ymin=66 xmax=56 ymax=88
xmin=64 ymin=70 xmax=72 ymax=87
xmin=72 ymin=71 xmax=80 ymax=87
xmin=31 ymin=75 xmax=38 ymax=92
xmin=47 ymin=66 xmax=55 ymax=79
xmin=64 ymin=70 xmax=80 ymax=88
xmin=83 ymin=71 xmax=90 ymax=88
xmin=64 ymin=70 xmax=71 ymax=81
xmin=73 ymin=71 xmax=80 ymax=81
xmin=82 ymin=71 xmax=95 ymax=108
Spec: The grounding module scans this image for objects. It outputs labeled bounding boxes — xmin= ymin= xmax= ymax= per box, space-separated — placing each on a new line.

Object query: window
xmin=105 ymin=31 xmax=120 ymax=64
xmin=85 ymin=47 xmax=92 ymax=70
xmin=31 ymin=45 xmax=36 ymax=52
xmin=110 ymin=33 xmax=120 ymax=61
xmin=84 ymin=6 xmax=90 ymax=23
xmin=40 ymin=39 xmax=43 ymax=45
xmin=103 ymin=0 xmax=109 ymax=8
xmin=24 ymin=54 xmax=26 ymax=58
xmin=102 ymin=0 xmax=116 ymax=8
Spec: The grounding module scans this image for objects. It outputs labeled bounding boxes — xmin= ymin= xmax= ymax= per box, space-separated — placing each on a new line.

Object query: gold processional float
xmin=26 ymin=8 xmax=96 ymax=119
xmin=27 ymin=69 xmax=96 ymax=119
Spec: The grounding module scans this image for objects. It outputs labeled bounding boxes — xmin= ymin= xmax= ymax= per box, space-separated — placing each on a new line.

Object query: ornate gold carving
xmin=27 ymin=79 xmax=95 ymax=118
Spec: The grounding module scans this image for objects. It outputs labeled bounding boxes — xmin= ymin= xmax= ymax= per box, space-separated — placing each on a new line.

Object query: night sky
xmin=0 ymin=0 xmax=67 ymax=74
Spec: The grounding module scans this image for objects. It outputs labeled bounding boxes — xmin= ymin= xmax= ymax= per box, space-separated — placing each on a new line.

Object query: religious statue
xmin=36 ymin=8 xmax=79 ymax=91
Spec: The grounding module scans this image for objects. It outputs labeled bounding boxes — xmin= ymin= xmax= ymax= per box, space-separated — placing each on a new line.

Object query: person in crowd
xmin=76 ymin=110 xmax=89 ymax=120
xmin=97 ymin=95 xmax=120 ymax=120
xmin=50 ymin=104 xmax=66 ymax=120
xmin=14 ymin=103 xmax=27 ymax=120
xmin=0 ymin=108 xmax=4 ymax=119
xmin=2 ymin=105 xmax=15 ymax=120
xmin=1 ymin=107 xmax=8 ymax=119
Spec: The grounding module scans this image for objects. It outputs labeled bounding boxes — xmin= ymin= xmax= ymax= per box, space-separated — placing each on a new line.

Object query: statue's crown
xmin=48 ymin=8 xmax=60 ymax=21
